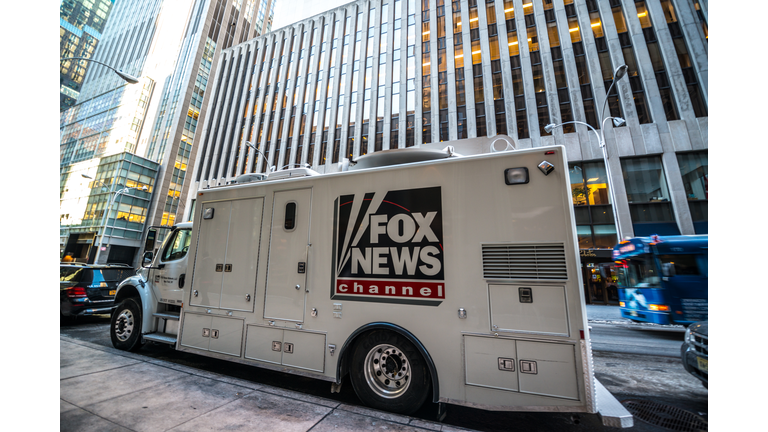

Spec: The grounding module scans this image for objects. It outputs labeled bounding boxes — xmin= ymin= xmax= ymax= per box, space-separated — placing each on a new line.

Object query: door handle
xmin=295 ymin=284 xmax=301 ymax=290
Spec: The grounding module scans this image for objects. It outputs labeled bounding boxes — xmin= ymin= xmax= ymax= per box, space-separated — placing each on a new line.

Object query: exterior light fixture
xmin=537 ymin=161 xmax=555 ymax=176
xmin=504 ymin=167 xmax=529 ymax=185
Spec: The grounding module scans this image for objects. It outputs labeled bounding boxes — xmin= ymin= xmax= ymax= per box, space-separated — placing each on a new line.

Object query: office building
xmin=60 ymin=0 xmax=279 ymax=264
xmin=60 ymin=0 xmax=115 ymax=110
xmin=188 ymin=0 xmax=708 ymax=304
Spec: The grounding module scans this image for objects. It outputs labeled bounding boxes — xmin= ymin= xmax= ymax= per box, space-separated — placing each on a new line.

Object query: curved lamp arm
xmin=245 ymin=141 xmax=275 ymax=172
xmin=599 ymin=64 xmax=628 ymax=123
xmin=61 ymin=56 xmax=140 ymax=84
xmin=544 ymin=120 xmax=601 ymax=145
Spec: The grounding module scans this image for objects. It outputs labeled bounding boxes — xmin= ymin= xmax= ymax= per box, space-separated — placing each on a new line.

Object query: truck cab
xmin=111 ymin=222 xmax=193 ymax=350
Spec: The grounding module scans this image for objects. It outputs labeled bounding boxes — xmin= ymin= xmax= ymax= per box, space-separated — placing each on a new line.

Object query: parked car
xmin=680 ymin=320 xmax=708 ymax=388
xmin=60 ymin=263 xmax=134 ymax=320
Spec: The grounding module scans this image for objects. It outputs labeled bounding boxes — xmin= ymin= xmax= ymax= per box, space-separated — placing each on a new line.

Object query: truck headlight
xmin=684 ymin=327 xmax=692 ymax=343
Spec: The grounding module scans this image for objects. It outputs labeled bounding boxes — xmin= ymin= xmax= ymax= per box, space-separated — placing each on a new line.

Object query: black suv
xmin=60 ymin=263 xmax=134 ymax=319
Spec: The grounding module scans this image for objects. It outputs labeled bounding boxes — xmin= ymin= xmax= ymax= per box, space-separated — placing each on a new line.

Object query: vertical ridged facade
xmin=188 ymin=0 xmax=707 ymax=304
xmin=191 ymin=0 xmax=707 ymax=236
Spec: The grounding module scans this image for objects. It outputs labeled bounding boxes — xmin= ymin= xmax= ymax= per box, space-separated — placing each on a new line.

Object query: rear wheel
xmin=110 ymin=297 xmax=144 ymax=352
xmin=349 ymin=330 xmax=430 ymax=415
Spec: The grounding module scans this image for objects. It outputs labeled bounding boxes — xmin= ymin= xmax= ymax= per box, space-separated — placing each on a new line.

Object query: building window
xmin=570 ymin=161 xmax=616 ymax=249
xmin=422 ymin=0 xmax=432 ymax=144
xmin=621 ymin=156 xmax=680 ymax=236
xmin=660 ymin=0 xmax=707 ymax=118
xmin=612 ymin=1 xmax=651 ymax=124
xmin=677 ymin=151 xmax=707 ymax=234
xmin=523 ymin=4 xmax=549 ymax=136
xmin=636 ymin=1 xmax=679 ymax=122
xmin=545 ymin=9 xmax=573 ymax=134
xmin=587 ymin=0 xmax=624 ymax=123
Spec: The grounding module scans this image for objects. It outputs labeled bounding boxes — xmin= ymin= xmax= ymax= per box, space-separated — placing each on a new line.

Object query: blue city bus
xmin=612 ymin=235 xmax=708 ymax=325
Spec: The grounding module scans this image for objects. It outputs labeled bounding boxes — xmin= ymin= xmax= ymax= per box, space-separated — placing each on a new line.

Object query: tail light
xmin=66 ymin=287 xmax=87 ymax=299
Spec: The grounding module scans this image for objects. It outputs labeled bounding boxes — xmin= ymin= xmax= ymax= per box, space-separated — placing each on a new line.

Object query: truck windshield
xmin=617 ymin=257 xmax=661 ymax=288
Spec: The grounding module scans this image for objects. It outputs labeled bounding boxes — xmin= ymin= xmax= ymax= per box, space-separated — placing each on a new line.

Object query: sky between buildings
xmin=271 ymin=0 xmax=352 ymax=30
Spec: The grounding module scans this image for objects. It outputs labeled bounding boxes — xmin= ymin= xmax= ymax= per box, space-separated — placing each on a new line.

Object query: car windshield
xmin=616 ymin=257 xmax=661 ymax=288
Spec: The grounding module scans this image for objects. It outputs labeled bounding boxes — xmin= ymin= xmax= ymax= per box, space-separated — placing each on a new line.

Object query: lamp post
xmin=544 ymin=63 xmax=629 ymax=243
xmin=60 ymin=57 xmax=140 ymax=84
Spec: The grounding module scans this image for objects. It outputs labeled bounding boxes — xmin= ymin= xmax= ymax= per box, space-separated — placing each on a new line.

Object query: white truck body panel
xmin=124 ymin=142 xmax=630 ymax=425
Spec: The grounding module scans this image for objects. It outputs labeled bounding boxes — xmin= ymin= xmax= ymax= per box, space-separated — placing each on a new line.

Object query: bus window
xmin=657 ymin=254 xmax=701 ymax=276
xmin=697 ymin=255 xmax=708 ymax=277
xmin=616 ymin=258 xmax=660 ymax=288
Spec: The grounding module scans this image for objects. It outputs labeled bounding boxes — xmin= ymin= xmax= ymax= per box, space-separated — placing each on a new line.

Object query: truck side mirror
xmin=144 ymin=229 xmax=157 ymax=252
xmin=661 ymin=262 xmax=675 ymax=277
xmin=142 ymin=251 xmax=154 ymax=267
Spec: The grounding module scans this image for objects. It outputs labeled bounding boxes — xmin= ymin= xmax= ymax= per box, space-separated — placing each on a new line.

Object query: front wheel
xmin=110 ymin=297 xmax=144 ymax=352
xmin=349 ymin=330 xmax=430 ymax=415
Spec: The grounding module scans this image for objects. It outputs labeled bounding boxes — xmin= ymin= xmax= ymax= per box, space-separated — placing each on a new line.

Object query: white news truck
xmin=111 ymin=137 xmax=632 ymax=427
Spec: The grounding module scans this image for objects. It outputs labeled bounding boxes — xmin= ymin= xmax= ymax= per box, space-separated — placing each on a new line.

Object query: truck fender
xmin=115 ymin=275 xmax=159 ymax=334
xmin=336 ymin=322 xmax=440 ymax=403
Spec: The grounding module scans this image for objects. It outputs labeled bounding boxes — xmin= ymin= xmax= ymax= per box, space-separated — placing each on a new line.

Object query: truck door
xmin=264 ymin=189 xmax=312 ymax=322
xmin=151 ymin=227 xmax=192 ymax=305
xmin=190 ymin=198 xmax=264 ymax=311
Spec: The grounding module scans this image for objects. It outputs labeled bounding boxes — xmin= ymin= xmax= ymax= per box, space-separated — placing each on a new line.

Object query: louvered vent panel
xmin=482 ymin=244 xmax=568 ymax=280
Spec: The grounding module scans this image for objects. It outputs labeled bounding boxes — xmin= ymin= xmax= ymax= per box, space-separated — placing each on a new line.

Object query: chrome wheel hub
xmin=363 ymin=344 xmax=411 ymax=399
xmin=114 ymin=308 xmax=135 ymax=342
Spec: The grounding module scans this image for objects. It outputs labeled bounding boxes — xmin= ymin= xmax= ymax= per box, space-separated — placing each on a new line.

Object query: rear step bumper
xmin=143 ymin=333 xmax=177 ymax=345
xmin=596 ymin=379 xmax=633 ymax=428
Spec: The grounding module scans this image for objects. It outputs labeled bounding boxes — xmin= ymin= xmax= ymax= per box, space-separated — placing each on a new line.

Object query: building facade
xmin=188 ymin=0 xmax=707 ymax=304
xmin=60 ymin=0 xmax=115 ymax=111
xmin=60 ymin=0 xmax=279 ymax=264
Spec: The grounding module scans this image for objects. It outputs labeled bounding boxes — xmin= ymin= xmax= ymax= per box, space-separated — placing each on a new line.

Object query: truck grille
xmin=690 ymin=331 xmax=708 ymax=357
xmin=481 ymin=243 xmax=567 ymax=280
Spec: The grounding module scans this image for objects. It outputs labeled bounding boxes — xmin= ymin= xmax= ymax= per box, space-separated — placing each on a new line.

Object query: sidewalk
xmin=60 ymin=336 xmax=473 ymax=432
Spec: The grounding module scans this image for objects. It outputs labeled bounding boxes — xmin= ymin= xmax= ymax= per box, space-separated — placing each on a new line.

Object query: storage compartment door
xmin=281 ymin=330 xmax=326 ymax=372
xmin=489 ymin=285 xmax=569 ymax=336
xmin=220 ymin=198 xmax=264 ymax=311
xmin=180 ymin=313 xmax=212 ymax=351
xmin=516 ymin=341 xmax=579 ymax=400
xmin=208 ymin=316 xmax=244 ymax=357
xmin=190 ymin=201 xmax=231 ymax=307
xmin=464 ymin=335 xmax=519 ymax=392
xmin=244 ymin=325 xmax=283 ymax=365
xmin=264 ymin=189 xmax=312 ymax=322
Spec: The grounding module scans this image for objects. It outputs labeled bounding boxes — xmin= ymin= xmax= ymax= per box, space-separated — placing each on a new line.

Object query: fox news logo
xmin=332 ymin=187 xmax=445 ymax=306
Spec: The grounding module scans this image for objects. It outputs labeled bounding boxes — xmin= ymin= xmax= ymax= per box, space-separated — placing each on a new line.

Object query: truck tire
xmin=110 ymin=297 xmax=144 ymax=352
xmin=349 ymin=330 xmax=430 ymax=415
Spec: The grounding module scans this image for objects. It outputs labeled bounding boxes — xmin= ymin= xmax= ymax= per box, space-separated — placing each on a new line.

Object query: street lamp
xmin=244 ymin=141 xmax=275 ymax=172
xmin=92 ymin=184 xmax=148 ymax=264
xmin=544 ymin=63 xmax=629 ymax=243
xmin=60 ymin=57 xmax=140 ymax=84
